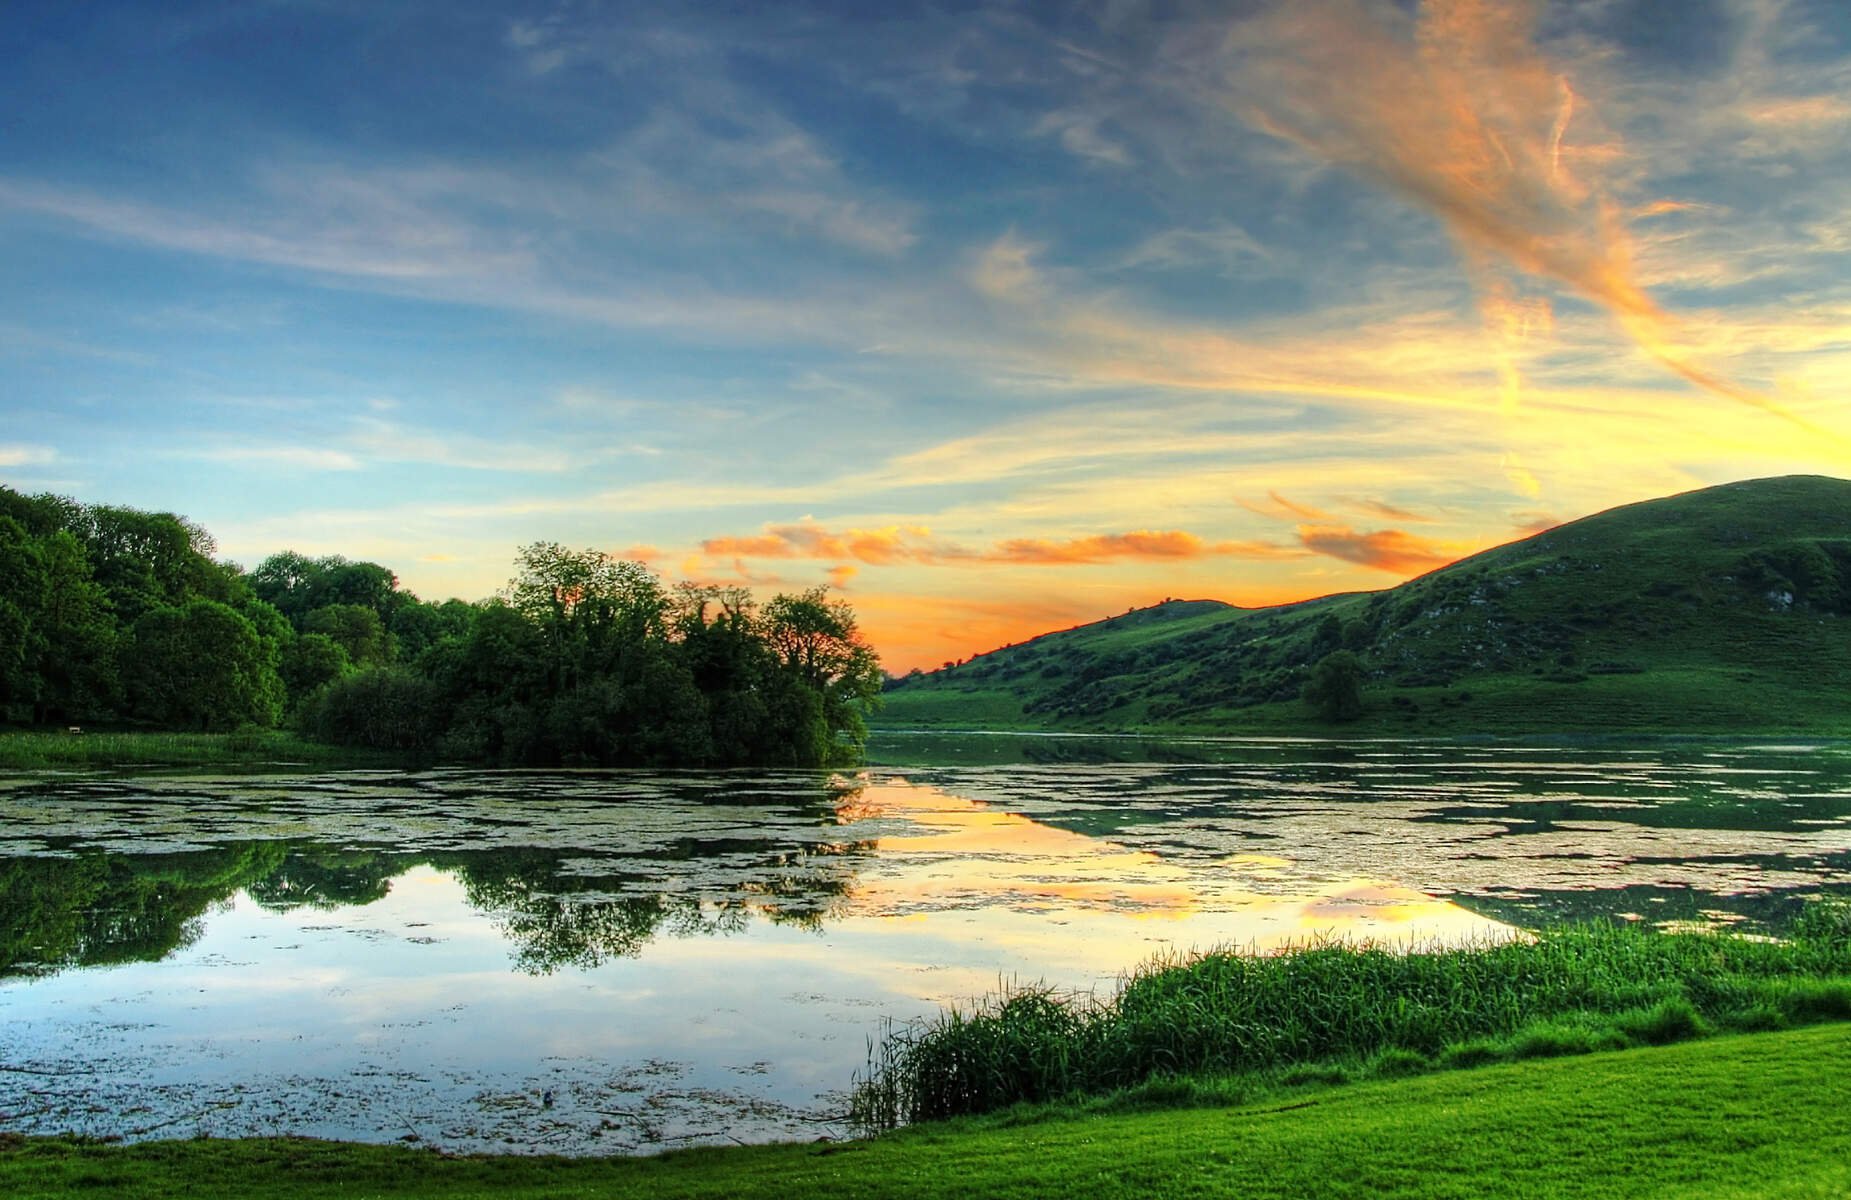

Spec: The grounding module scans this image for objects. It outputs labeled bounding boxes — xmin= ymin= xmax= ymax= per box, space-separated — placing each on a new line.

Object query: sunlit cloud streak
xmin=1240 ymin=491 xmax=1336 ymax=522
xmin=1218 ymin=0 xmax=1817 ymax=429
xmin=1347 ymin=497 xmax=1434 ymax=524
xmin=700 ymin=520 xmax=1303 ymax=568
xmin=1295 ymin=524 xmax=1463 ymax=575
xmin=991 ymin=530 xmax=1304 ymax=565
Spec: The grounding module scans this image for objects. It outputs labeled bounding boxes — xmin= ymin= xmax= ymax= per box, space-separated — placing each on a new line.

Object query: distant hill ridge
xmin=877 ymin=475 xmax=1851 ymax=735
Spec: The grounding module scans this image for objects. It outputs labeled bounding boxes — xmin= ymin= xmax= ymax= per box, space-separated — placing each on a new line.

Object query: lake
xmin=3 ymin=735 xmax=1850 ymax=1153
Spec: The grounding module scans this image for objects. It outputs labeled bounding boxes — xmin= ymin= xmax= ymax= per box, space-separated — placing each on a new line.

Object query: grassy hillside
xmin=878 ymin=475 xmax=1851 ymax=735
xmin=6 ymin=1025 xmax=1849 ymax=1198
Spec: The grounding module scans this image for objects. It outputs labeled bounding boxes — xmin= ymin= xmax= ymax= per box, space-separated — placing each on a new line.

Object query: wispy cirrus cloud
xmin=1347 ymin=497 xmax=1434 ymax=524
xmin=1117 ymin=223 xmax=1274 ymax=277
xmin=190 ymin=445 xmax=363 ymax=471
xmin=178 ymin=415 xmax=624 ymax=477
xmin=1216 ymin=0 xmax=1817 ymax=428
xmin=1239 ymin=490 xmax=1336 ymax=522
xmin=1033 ymin=108 xmax=1134 ymax=167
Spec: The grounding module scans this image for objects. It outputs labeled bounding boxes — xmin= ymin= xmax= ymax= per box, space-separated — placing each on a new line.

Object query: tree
xmin=251 ymin=552 xmax=400 ymax=625
xmin=297 ymin=667 xmax=444 ymax=751
xmin=1302 ymin=650 xmax=1365 ymax=722
xmin=72 ymin=504 xmax=229 ymax=622
xmin=389 ymin=598 xmax=475 ymax=661
xmin=761 ymin=587 xmax=884 ymax=762
xmin=301 ymin=603 xmax=392 ymax=667
xmin=280 ymin=632 xmax=352 ymax=706
xmin=505 ymin=543 xmax=667 ymax=693
xmin=0 ymin=517 xmax=116 ymax=723
xmin=125 ymin=600 xmax=284 ymax=730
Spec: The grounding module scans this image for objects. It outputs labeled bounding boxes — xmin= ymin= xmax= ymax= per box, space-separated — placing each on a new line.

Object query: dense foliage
xmin=0 ymin=486 xmax=881 ymax=766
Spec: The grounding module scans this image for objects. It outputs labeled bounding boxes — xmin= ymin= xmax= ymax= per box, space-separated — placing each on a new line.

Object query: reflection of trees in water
xmin=245 ymin=848 xmax=408 ymax=911
xmin=441 ymin=836 xmax=875 ymax=974
xmin=0 ymin=842 xmax=286 ymax=977
xmin=1 ymin=779 xmax=878 ymax=978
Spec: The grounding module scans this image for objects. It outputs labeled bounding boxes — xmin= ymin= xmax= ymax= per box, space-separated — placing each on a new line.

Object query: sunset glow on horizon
xmin=4 ymin=0 xmax=1849 ymax=671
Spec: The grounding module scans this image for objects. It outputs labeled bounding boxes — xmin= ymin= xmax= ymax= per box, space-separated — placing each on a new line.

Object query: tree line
xmin=0 ymin=486 xmax=882 ymax=766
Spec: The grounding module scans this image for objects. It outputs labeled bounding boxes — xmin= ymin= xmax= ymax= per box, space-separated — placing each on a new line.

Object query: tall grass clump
xmin=851 ymin=903 xmax=1851 ymax=1130
xmin=0 ymin=728 xmax=400 ymax=769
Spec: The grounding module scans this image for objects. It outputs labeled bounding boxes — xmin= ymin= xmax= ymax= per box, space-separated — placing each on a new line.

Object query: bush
xmin=299 ymin=667 xmax=445 ymax=752
xmin=1302 ymin=651 xmax=1365 ymax=721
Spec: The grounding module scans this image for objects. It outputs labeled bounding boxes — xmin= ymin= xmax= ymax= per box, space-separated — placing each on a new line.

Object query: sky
xmin=3 ymin=0 xmax=1849 ymax=672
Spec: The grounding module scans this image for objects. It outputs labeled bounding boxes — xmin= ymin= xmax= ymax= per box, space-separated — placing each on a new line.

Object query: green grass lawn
xmin=5 ymin=1025 xmax=1847 ymax=1198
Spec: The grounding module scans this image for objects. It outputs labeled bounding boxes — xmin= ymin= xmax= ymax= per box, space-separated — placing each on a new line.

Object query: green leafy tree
xmin=301 ymin=603 xmax=392 ymax=667
xmin=0 ymin=517 xmax=117 ymax=723
xmin=389 ymin=598 xmax=476 ymax=661
xmin=506 ymin=544 xmax=666 ymax=678
xmin=280 ymin=632 xmax=352 ymax=707
xmin=71 ymin=504 xmax=230 ymax=622
xmin=761 ymin=587 xmax=884 ymax=763
xmin=418 ymin=601 xmax=546 ymax=762
xmin=125 ymin=600 xmax=284 ymax=730
xmin=1303 ymin=650 xmax=1365 ymax=722
xmin=251 ymin=552 xmax=400 ymax=625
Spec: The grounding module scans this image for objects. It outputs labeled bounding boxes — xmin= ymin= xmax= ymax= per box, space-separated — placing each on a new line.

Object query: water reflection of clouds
xmin=836 ymin=779 xmax=1508 ymax=961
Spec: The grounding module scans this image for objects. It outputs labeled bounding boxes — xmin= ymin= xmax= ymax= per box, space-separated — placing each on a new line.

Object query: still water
xmin=3 ymin=736 xmax=1850 ymax=1153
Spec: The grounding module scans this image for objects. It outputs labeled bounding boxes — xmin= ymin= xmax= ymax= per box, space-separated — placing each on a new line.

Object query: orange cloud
xmin=1296 ymin=523 xmax=1458 ymax=575
xmin=701 ymin=521 xmax=945 ymax=565
xmin=700 ymin=519 xmax=1300 ymax=568
xmin=994 ymin=530 xmax=1234 ymax=564
xmin=1227 ymin=0 xmax=1815 ymax=429
xmin=827 ymin=564 xmax=859 ymax=588
xmin=699 ymin=533 xmax=794 ymax=557
xmin=1634 ymin=199 xmax=1712 ymax=219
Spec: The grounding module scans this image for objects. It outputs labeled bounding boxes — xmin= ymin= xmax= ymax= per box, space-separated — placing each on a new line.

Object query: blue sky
xmin=4 ymin=0 xmax=1849 ymax=668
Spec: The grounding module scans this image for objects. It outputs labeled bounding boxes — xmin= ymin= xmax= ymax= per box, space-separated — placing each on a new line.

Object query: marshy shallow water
xmin=3 ymin=736 xmax=1850 ymax=1153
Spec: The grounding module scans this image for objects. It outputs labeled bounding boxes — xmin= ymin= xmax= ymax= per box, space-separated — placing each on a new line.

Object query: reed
xmin=0 ymin=729 xmax=399 ymax=769
xmin=851 ymin=904 xmax=1851 ymax=1130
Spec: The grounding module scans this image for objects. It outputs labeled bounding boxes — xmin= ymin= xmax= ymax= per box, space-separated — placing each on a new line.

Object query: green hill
xmin=877 ymin=475 xmax=1851 ymax=735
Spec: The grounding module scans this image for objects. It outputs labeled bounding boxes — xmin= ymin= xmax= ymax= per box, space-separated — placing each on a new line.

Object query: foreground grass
xmin=5 ymin=1026 xmax=1849 ymax=1199
xmin=854 ymin=907 xmax=1851 ymax=1125
xmin=0 ymin=729 xmax=405 ymax=770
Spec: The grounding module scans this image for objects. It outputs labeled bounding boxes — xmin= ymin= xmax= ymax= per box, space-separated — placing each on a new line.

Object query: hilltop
xmin=877 ymin=475 xmax=1851 ymax=735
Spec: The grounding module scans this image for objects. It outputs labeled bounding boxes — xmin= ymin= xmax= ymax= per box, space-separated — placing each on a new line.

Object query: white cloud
xmin=190 ymin=445 xmax=362 ymax=471
xmin=0 ymin=443 xmax=57 ymax=468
